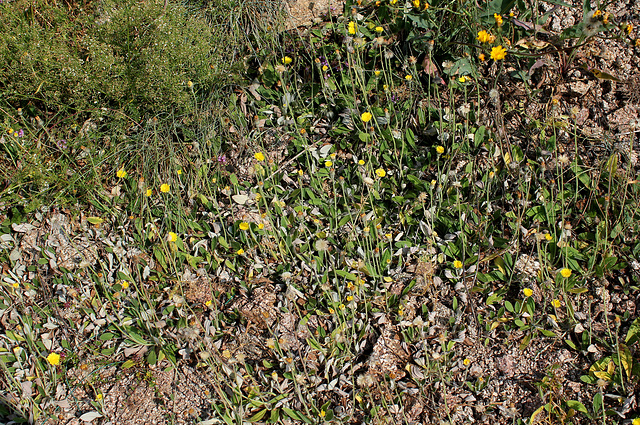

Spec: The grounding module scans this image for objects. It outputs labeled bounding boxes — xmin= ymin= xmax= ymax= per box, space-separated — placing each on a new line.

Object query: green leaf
xmin=334 ymin=269 xmax=357 ymax=280
xmin=86 ymin=217 xmax=104 ymax=225
xmin=625 ymin=318 xmax=640 ymax=345
xmin=519 ymin=333 xmax=532 ymax=350
xmin=248 ymin=409 xmax=267 ymax=422
xmin=99 ymin=332 xmax=116 ymax=341
xmin=147 ymin=349 xmax=157 ymax=365
xmin=565 ymin=400 xmax=589 ymax=418
xmin=592 ymin=392 xmax=602 ymax=414
xmin=122 ymin=359 xmax=136 ymax=369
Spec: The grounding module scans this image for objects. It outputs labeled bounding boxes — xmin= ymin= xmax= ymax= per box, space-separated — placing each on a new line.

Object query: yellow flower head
xmin=560 ymin=268 xmax=572 ymax=278
xmin=47 ymin=352 xmax=61 ymax=366
xmin=551 ymin=299 xmax=561 ymax=308
xmin=390 ymin=0 xmax=397 ymax=4
xmin=160 ymin=183 xmax=170 ymax=193
xmin=477 ymin=30 xmax=495 ymax=44
xmin=412 ymin=0 xmax=419 ymax=8
xmin=258 ymin=223 xmax=265 ymax=230
xmin=463 ymin=358 xmax=471 ymax=366
xmin=167 ymin=232 xmax=178 ymax=242
xmin=348 ymin=21 xmax=357 ymax=34
xmin=626 ymin=23 xmax=633 ymax=34
xmin=187 ymin=81 xmax=194 ymax=88
xmin=361 ymin=112 xmax=373 ymax=123
xmin=376 ymin=168 xmax=386 ymax=177
xmin=479 ymin=53 xmax=486 ymax=62
xmin=494 ymin=13 xmax=503 ymax=26
xmin=117 ymin=168 xmax=127 ymax=178
xmin=405 ymin=74 xmax=413 ymax=81
xmin=453 ymin=260 xmax=463 ymax=269
xmin=358 ymin=159 xmax=365 ymax=165
xmin=325 ymin=160 xmax=333 ymax=167
xmin=121 ymin=281 xmax=130 ymax=289
xmin=177 ymin=169 xmax=182 ymax=175
xmin=458 ymin=76 xmax=469 ymax=83
xmin=523 ymin=288 xmax=533 ymax=297
xmin=254 ymin=152 xmax=265 ymax=161
xmin=436 ymin=145 xmax=445 ymax=154
xmin=236 ymin=248 xmax=245 ymax=255
xmin=375 ymin=26 xmax=384 ymax=33
xmin=545 ymin=233 xmax=552 ymax=241
xmin=490 ymin=45 xmax=507 ymax=60
xmin=145 ymin=188 xmax=152 ymax=197
xmin=239 ymin=222 xmax=250 ymax=231
xmin=282 ymin=56 xmax=292 ymax=65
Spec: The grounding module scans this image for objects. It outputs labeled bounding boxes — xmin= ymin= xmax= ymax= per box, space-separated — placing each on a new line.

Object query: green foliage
xmin=0 ymin=0 xmax=221 ymax=119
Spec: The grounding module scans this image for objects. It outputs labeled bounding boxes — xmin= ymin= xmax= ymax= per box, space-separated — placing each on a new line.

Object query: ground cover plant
xmin=1 ymin=0 xmax=639 ymax=423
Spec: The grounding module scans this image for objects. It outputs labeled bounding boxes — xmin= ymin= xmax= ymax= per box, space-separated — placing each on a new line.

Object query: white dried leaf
xmin=79 ymin=411 xmax=103 ymax=422
xmin=232 ymin=194 xmax=250 ymax=205
xmin=12 ymin=223 xmax=36 ymax=233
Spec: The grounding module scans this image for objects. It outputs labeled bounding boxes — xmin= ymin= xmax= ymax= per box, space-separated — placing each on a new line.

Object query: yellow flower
xmin=479 ymin=53 xmax=486 ymax=62
xmin=348 ymin=21 xmax=357 ymax=34
xmin=12 ymin=282 xmax=19 ymax=289
xmin=160 ymin=183 xmax=170 ymax=193
xmin=375 ymin=26 xmax=383 ymax=33
xmin=626 ymin=23 xmax=633 ymax=34
xmin=205 ymin=300 xmax=212 ymax=307
xmin=358 ymin=159 xmax=365 ymax=165
xmin=412 ymin=0 xmax=419 ymax=8
xmin=405 ymin=74 xmax=413 ymax=81
xmin=390 ymin=0 xmax=397 ymax=4
xmin=494 ymin=13 xmax=503 ymax=26
xmin=282 ymin=56 xmax=292 ymax=64
xmin=453 ymin=260 xmax=463 ymax=269
xmin=523 ymin=288 xmax=533 ymax=297
xmin=325 ymin=160 xmax=333 ymax=167
xmin=545 ymin=233 xmax=552 ymax=241
xmin=254 ymin=152 xmax=265 ymax=161
xmin=463 ymin=358 xmax=471 ymax=366
xmin=361 ymin=112 xmax=373 ymax=123
xmin=319 ymin=410 xmax=326 ymax=418
xmin=258 ymin=223 xmax=265 ymax=230
xmin=167 ymin=232 xmax=178 ymax=242
xmin=560 ymin=268 xmax=572 ymax=278
xmin=47 ymin=353 xmax=61 ymax=366
xmin=96 ymin=394 xmax=103 ymax=401
xmin=490 ymin=45 xmax=507 ymax=60
xmin=477 ymin=30 xmax=495 ymax=44
xmin=376 ymin=168 xmax=386 ymax=177
xmin=239 ymin=222 xmax=250 ymax=231
xmin=374 ymin=70 xmax=381 ymax=76
xmin=436 ymin=145 xmax=445 ymax=154
xmin=116 ymin=168 xmax=127 ymax=178
xmin=551 ymin=299 xmax=561 ymax=308
xmin=145 ymin=188 xmax=152 ymax=197
xmin=187 ymin=81 xmax=194 ymax=88
xmin=236 ymin=248 xmax=245 ymax=255
xmin=347 ymin=295 xmax=354 ymax=302
xmin=458 ymin=76 xmax=468 ymax=83
xmin=632 ymin=418 xmax=640 ymax=425
xmin=177 ymin=169 xmax=182 ymax=175
xmin=322 ymin=65 xmax=329 ymax=71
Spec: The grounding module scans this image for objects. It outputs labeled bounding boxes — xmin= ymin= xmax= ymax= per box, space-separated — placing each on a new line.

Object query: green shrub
xmin=0 ymin=0 xmax=221 ymax=119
